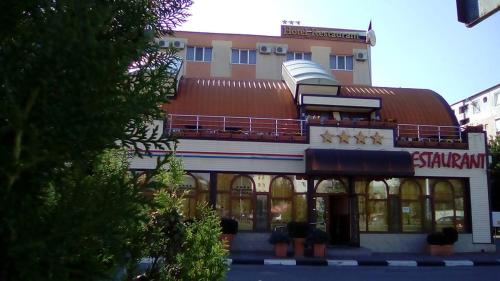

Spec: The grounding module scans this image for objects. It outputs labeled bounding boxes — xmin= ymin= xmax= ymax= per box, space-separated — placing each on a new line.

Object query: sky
xmin=178 ymin=0 xmax=500 ymax=104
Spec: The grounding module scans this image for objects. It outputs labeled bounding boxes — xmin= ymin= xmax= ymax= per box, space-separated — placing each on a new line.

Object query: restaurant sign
xmin=281 ymin=25 xmax=366 ymax=42
xmin=412 ymin=151 xmax=486 ymax=169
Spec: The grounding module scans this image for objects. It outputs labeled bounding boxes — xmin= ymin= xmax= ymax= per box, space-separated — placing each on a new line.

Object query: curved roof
xmin=282 ymin=60 xmax=339 ymax=86
xmin=162 ymin=78 xmax=298 ymax=119
xmin=340 ymin=85 xmax=458 ymax=126
xmin=163 ymin=78 xmax=458 ymax=127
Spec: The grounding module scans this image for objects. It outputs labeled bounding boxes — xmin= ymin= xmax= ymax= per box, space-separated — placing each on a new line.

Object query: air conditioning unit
xmin=171 ymin=40 xmax=185 ymax=49
xmin=259 ymin=45 xmax=272 ymax=54
xmin=158 ymin=39 xmax=168 ymax=48
xmin=275 ymin=45 xmax=288 ymax=55
xmin=355 ymin=50 xmax=368 ymax=61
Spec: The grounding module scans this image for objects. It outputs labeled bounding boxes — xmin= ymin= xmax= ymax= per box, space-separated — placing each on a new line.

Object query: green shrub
xmin=220 ymin=218 xmax=238 ymax=234
xmin=287 ymin=222 xmax=310 ymax=238
xmin=269 ymin=231 xmax=291 ymax=244
xmin=306 ymin=229 xmax=329 ymax=245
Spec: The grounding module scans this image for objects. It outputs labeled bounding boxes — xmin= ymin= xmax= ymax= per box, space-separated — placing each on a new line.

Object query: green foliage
xmin=269 ymin=231 xmax=291 ymax=245
xmin=174 ymin=204 xmax=228 ymax=281
xmin=489 ymin=136 xmax=500 ymax=211
xmin=0 ymin=0 xmax=197 ymax=281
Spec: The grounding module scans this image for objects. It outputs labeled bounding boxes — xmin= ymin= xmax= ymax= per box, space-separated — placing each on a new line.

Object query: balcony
xmin=166 ymin=114 xmax=307 ymax=142
xmin=165 ymin=114 xmax=467 ymax=147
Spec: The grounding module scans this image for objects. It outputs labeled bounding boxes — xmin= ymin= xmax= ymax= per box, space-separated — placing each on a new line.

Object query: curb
xmin=228 ymin=258 xmax=500 ymax=267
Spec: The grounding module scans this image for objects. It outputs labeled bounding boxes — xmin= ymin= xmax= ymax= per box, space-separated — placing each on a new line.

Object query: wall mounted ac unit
xmin=355 ymin=50 xmax=368 ymax=61
xmin=171 ymin=40 xmax=185 ymax=49
xmin=158 ymin=40 xmax=168 ymax=48
xmin=275 ymin=45 xmax=288 ymax=55
xmin=259 ymin=45 xmax=272 ymax=54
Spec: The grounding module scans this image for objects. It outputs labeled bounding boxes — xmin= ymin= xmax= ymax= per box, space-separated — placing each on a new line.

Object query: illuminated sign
xmin=412 ymin=151 xmax=486 ymax=169
xmin=281 ymin=25 xmax=366 ymax=42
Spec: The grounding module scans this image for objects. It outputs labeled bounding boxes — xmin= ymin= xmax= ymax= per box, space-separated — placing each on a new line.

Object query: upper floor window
xmin=287 ymin=52 xmax=312 ymax=61
xmin=231 ymin=49 xmax=256 ymax=64
xmin=330 ymin=55 xmax=353 ymax=71
xmin=495 ymin=92 xmax=500 ymax=106
xmin=186 ymin=46 xmax=212 ymax=62
xmin=458 ymin=105 xmax=468 ymax=114
xmin=472 ymin=101 xmax=481 ymax=114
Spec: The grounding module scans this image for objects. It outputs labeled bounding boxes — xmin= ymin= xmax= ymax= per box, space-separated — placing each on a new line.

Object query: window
xmin=495 ymin=119 xmax=500 ymax=134
xmin=231 ymin=49 xmax=256 ymax=64
xmin=231 ymin=175 xmax=255 ymax=231
xmin=458 ymin=105 xmax=468 ymax=114
xmin=400 ymin=181 xmax=422 ymax=232
xmin=186 ymin=46 xmax=212 ymax=62
xmin=495 ymin=92 xmax=500 ymax=106
xmin=177 ymin=173 xmax=210 ymax=218
xmin=367 ymin=180 xmax=389 ymax=231
xmin=472 ymin=101 xmax=481 ymax=114
xmin=315 ymin=178 xmax=348 ymax=232
xmin=433 ymin=181 xmax=465 ymax=232
xmin=270 ymin=177 xmax=294 ymax=230
xmin=330 ymin=55 xmax=353 ymax=70
xmin=286 ymin=52 xmax=312 ymax=61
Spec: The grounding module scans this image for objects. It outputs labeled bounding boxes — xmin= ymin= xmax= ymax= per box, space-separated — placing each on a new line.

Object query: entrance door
xmin=328 ymin=195 xmax=350 ymax=245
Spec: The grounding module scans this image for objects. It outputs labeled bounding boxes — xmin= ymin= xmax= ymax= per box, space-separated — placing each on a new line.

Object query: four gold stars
xmin=319 ymin=130 xmax=384 ymax=145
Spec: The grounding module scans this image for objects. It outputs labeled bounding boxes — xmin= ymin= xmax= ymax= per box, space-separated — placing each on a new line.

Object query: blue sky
xmin=178 ymin=0 xmax=500 ymax=104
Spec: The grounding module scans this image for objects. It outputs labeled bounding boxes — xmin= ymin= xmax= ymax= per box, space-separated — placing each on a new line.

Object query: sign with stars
xmin=371 ymin=132 xmax=383 ymax=144
xmin=354 ymin=132 xmax=367 ymax=144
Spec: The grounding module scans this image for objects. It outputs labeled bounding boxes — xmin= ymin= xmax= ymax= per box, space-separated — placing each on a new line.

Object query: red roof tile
xmin=341 ymin=85 xmax=458 ymax=127
xmin=162 ymin=78 xmax=298 ymax=119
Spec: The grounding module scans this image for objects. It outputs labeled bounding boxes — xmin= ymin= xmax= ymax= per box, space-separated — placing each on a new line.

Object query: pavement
xmin=228 ymin=248 xmax=500 ymax=267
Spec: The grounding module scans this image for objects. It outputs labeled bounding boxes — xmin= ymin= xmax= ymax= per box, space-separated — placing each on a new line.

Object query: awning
xmin=305 ymin=149 xmax=414 ymax=177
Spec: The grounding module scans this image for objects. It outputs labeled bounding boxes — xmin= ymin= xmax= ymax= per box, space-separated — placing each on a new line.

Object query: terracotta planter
xmin=274 ymin=243 xmax=288 ymax=257
xmin=293 ymin=238 xmax=305 ymax=257
xmin=220 ymin=234 xmax=234 ymax=250
xmin=313 ymin=243 xmax=326 ymax=257
xmin=427 ymin=244 xmax=453 ymax=256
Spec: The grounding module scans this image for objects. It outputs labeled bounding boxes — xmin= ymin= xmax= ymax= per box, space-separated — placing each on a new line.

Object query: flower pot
xmin=293 ymin=238 xmax=305 ymax=257
xmin=313 ymin=243 xmax=326 ymax=257
xmin=220 ymin=234 xmax=234 ymax=251
xmin=274 ymin=243 xmax=288 ymax=257
xmin=427 ymin=244 xmax=453 ymax=256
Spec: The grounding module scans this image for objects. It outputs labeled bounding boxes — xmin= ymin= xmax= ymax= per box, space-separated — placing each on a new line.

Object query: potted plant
xmin=306 ymin=228 xmax=329 ymax=257
xmin=220 ymin=218 xmax=238 ymax=250
xmin=426 ymin=227 xmax=458 ymax=256
xmin=269 ymin=231 xmax=291 ymax=257
xmin=287 ymin=221 xmax=310 ymax=257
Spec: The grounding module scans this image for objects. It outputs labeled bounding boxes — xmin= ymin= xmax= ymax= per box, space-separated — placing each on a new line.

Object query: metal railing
xmin=396 ymin=124 xmax=462 ymax=142
xmin=167 ymin=114 xmax=306 ymax=136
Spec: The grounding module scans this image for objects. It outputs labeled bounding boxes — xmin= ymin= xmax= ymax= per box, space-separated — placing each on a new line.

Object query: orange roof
xmin=163 ymin=78 xmax=298 ymax=119
xmin=163 ymin=78 xmax=458 ymax=127
xmin=340 ymin=85 xmax=458 ymax=126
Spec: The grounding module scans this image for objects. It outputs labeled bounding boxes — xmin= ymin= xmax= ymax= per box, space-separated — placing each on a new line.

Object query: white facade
xmin=450 ymin=84 xmax=500 ymax=139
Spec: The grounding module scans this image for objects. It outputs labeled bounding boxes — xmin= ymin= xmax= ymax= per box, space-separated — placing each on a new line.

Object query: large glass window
xmin=330 ymin=55 xmax=353 ymax=70
xmin=401 ymin=180 xmax=422 ymax=232
xmin=231 ymin=175 xmax=255 ymax=231
xmin=315 ymin=178 xmax=348 ymax=232
xmin=434 ymin=180 xmax=465 ymax=232
xmin=270 ymin=176 xmax=293 ymax=230
xmin=186 ymin=46 xmax=212 ymax=62
xmin=286 ymin=52 xmax=312 ymax=61
xmin=231 ymin=49 xmax=257 ymax=64
xmin=367 ymin=180 xmax=388 ymax=231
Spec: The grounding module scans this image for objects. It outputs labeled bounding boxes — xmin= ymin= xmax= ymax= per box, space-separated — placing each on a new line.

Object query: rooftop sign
xmin=281 ymin=25 xmax=366 ymax=43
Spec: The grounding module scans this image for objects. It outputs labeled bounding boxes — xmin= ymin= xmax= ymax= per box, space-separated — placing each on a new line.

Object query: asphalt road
xmin=226 ymin=265 xmax=500 ymax=281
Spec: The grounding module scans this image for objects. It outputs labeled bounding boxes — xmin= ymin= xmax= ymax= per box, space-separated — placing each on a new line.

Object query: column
xmin=209 ymin=172 xmax=217 ymax=209
xmin=348 ymin=177 xmax=360 ymax=247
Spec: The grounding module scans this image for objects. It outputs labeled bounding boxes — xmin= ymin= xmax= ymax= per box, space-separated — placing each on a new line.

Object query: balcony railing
xmin=166 ymin=114 xmax=306 ymax=137
xmin=165 ymin=114 xmax=464 ymax=144
xmin=396 ymin=124 xmax=462 ymax=143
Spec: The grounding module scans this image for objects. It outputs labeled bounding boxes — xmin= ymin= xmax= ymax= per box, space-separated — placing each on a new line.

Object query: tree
xmin=489 ymin=136 xmax=500 ymax=211
xmin=0 ymin=1 xmax=224 ymax=280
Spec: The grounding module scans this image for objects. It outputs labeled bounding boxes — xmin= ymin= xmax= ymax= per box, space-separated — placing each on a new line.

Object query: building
xmin=450 ymin=83 xmax=500 ymax=139
xmin=131 ymin=25 xmax=494 ymax=253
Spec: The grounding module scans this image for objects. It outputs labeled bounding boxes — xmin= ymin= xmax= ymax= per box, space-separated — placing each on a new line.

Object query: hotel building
xmin=131 ymin=25 xmax=494 ymax=252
